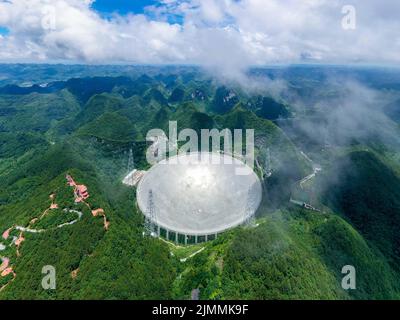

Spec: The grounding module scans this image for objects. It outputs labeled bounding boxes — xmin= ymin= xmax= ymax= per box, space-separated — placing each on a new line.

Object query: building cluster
xmin=66 ymin=174 xmax=90 ymax=203
xmin=66 ymin=174 xmax=110 ymax=231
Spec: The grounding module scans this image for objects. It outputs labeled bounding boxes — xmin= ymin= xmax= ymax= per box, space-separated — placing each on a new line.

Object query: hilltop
xmin=0 ymin=65 xmax=400 ymax=299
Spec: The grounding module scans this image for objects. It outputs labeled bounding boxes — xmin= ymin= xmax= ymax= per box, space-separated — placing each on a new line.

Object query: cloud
xmin=0 ymin=0 xmax=399 ymax=70
xmin=282 ymin=78 xmax=400 ymax=150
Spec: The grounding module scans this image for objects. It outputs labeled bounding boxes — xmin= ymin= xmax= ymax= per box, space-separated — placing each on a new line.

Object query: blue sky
xmin=0 ymin=1 xmax=158 ymax=34
xmin=0 ymin=26 xmax=9 ymax=36
xmin=0 ymin=0 xmax=399 ymax=67
xmin=92 ymin=0 xmax=157 ymax=15
xmin=92 ymin=0 xmax=184 ymax=25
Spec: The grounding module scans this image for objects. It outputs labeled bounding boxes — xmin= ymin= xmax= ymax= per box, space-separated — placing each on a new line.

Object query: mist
xmin=272 ymin=74 xmax=400 ymax=151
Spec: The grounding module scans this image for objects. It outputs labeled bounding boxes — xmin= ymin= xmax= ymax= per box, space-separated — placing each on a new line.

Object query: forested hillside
xmin=1 ymin=66 xmax=400 ymax=299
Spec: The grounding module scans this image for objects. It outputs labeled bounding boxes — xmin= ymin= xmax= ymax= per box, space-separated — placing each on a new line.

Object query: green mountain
xmin=1 ymin=67 xmax=400 ymax=300
xmin=320 ymin=151 xmax=400 ymax=271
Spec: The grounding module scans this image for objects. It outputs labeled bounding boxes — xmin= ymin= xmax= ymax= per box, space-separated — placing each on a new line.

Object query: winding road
xmin=0 ymin=175 xmax=109 ymax=292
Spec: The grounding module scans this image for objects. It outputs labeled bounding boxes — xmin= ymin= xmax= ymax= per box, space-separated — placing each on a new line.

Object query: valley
xmin=0 ymin=65 xmax=399 ymax=299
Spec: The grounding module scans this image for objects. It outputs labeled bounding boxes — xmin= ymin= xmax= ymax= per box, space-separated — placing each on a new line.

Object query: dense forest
xmin=0 ymin=65 xmax=400 ymax=299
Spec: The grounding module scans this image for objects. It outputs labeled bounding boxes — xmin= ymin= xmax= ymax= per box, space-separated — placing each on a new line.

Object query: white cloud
xmin=0 ymin=0 xmax=399 ymax=70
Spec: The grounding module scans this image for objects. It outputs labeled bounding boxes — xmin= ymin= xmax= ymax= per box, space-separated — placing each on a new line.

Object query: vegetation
xmin=320 ymin=151 xmax=400 ymax=272
xmin=0 ymin=66 xmax=399 ymax=300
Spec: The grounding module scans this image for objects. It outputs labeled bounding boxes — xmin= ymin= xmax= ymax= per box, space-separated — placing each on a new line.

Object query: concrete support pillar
xmin=195 ymin=235 xmax=198 ymax=244
xmin=175 ymin=232 xmax=178 ymax=243
xmin=205 ymin=235 xmax=208 ymax=242
xmin=166 ymin=230 xmax=169 ymax=241
xmin=185 ymin=235 xmax=188 ymax=245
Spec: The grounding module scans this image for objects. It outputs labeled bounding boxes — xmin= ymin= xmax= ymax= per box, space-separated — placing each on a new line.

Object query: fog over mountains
xmin=0 ymin=64 xmax=399 ymax=299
